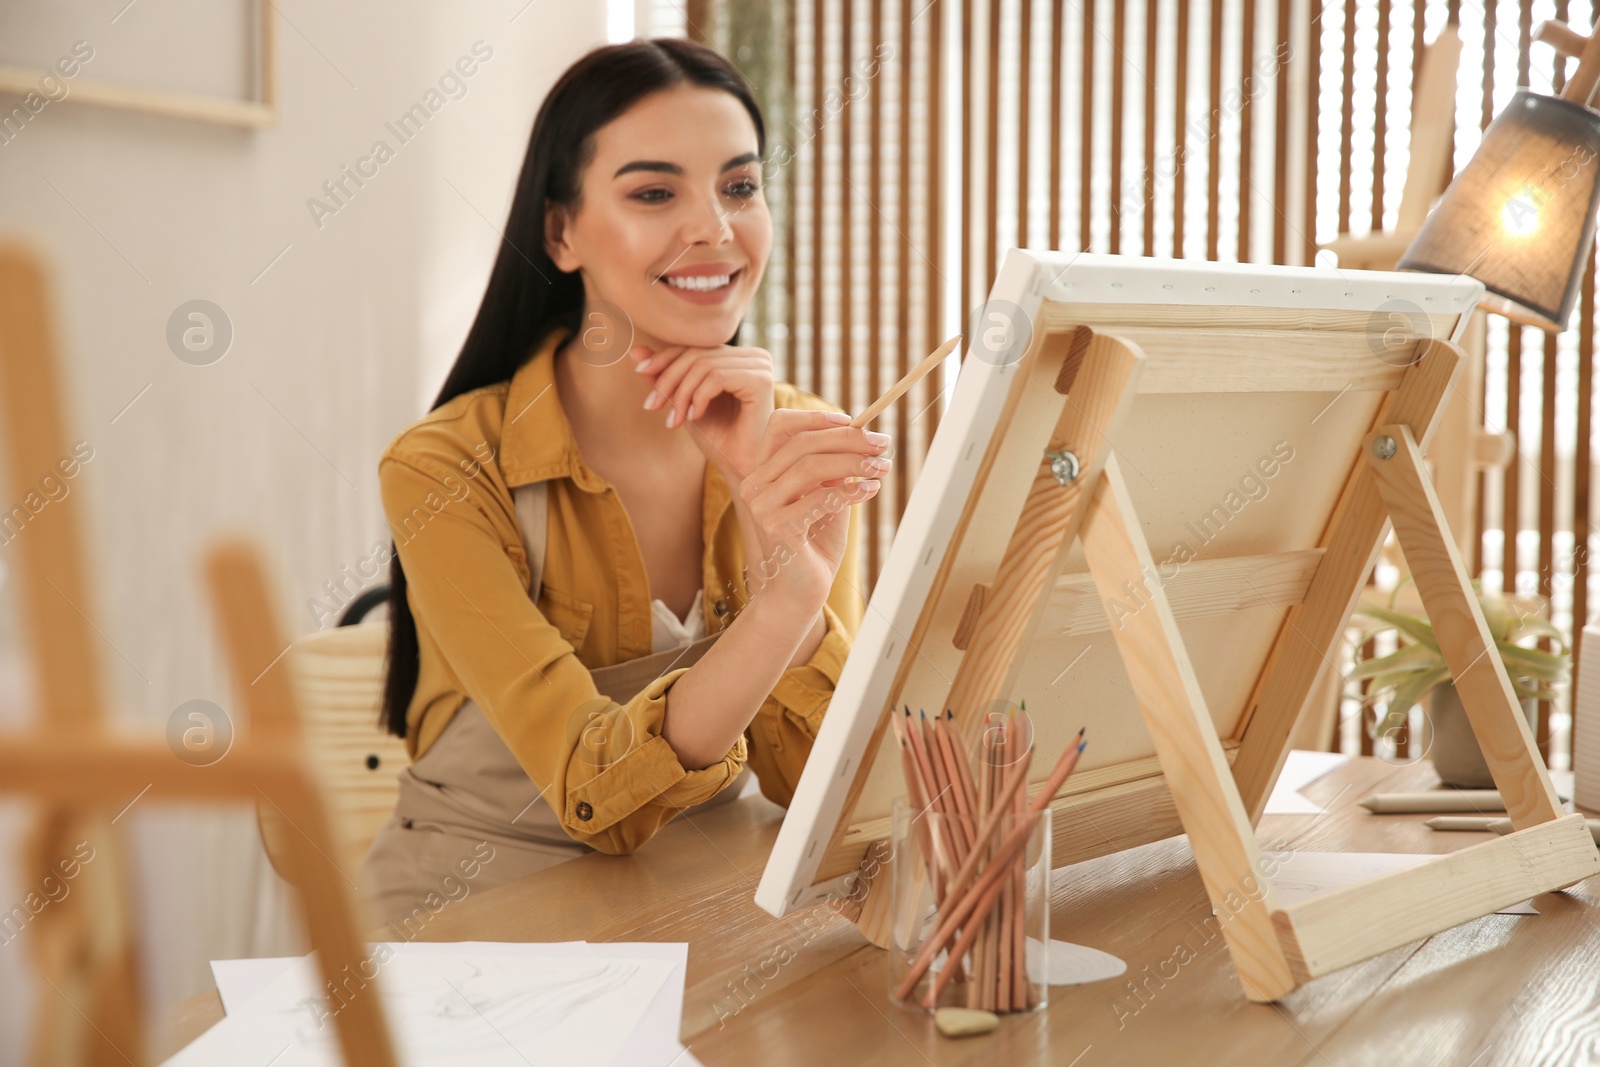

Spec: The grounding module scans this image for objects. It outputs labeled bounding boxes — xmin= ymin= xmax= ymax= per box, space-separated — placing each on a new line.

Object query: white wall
xmin=0 ymin=1 xmax=607 ymax=1056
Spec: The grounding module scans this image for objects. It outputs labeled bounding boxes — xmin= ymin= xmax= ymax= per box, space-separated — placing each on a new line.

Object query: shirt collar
xmin=498 ymin=327 xmax=735 ymax=522
xmin=500 ymin=327 xmax=600 ymax=491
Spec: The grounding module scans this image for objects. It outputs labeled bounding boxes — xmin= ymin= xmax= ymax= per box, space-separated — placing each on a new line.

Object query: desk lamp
xmin=1398 ymin=18 xmax=1600 ymax=332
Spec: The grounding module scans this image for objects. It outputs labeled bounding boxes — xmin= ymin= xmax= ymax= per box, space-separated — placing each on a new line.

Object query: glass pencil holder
xmin=886 ymin=798 xmax=1051 ymax=1015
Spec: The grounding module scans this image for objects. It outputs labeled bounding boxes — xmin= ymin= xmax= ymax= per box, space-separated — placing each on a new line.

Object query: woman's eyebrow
xmin=612 ymin=152 xmax=760 ymax=179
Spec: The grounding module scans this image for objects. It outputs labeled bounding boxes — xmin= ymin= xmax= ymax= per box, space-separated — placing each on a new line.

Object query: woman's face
xmin=545 ymin=84 xmax=771 ymax=352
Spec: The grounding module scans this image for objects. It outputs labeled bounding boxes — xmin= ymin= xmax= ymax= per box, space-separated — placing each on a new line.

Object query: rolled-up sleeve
xmin=380 ymin=455 xmax=745 ymax=855
xmin=743 ymin=485 xmax=867 ymax=808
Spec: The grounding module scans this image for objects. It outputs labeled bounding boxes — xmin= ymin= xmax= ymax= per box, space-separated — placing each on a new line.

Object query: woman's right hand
xmin=737 ymin=409 xmax=892 ymax=607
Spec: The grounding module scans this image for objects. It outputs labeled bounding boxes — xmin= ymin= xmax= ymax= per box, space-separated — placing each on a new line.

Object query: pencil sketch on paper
xmin=163 ymin=953 xmax=676 ymax=1067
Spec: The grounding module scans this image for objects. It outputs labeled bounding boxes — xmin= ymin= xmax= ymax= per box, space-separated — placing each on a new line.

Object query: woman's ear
xmin=544 ymin=201 xmax=581 ymax=273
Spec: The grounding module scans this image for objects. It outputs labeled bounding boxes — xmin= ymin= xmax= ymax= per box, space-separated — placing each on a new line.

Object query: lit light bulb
xmin=1502 ymin=188 xmax=1541 ymax=236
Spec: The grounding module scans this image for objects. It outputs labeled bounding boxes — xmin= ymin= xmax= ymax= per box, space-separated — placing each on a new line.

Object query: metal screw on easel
xmin=1372 ymin=435 xmax=1397 ymax=460
xmin=1046 ymin=448 xmax=1080 ymax=485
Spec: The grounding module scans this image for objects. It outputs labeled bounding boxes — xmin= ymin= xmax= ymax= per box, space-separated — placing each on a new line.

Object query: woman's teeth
xmin=664 ymin=273 xmax=732 ymax=290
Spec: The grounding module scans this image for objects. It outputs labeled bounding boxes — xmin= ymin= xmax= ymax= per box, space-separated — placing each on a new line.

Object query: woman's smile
xmin=656 ymin=263 xmax=746 ymax=305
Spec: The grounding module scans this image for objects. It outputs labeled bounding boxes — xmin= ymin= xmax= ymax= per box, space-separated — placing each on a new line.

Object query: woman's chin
xmin=644 ymin=315 xmax=747 ymax=350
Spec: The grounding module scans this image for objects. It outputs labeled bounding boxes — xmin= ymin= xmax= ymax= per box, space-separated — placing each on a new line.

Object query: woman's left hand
xmin=631 ymin=343 xmax=775 ymax=481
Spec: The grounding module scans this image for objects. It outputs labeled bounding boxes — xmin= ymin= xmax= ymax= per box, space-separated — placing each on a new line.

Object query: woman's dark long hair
xmin=381 ymin=38 xmax=767 ymax=737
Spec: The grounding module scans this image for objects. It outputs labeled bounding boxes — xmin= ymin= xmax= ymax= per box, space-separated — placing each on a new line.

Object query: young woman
xmin=358 ymin=38 xmax=891 ymax=928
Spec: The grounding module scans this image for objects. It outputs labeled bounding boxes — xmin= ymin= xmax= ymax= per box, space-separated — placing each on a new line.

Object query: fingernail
xmin=866 ymin=456 xmax=892 ymax=471
xmin=666 ymin=408 xmax=678 ymax=428
xmin=859 ymin=479 xmax=881 ymax=493
xmin=865 ymin=431 xmax=891 ymax=448
xmin=686 ymin=403 xmax=696 ymax=421
xmin=634 ymin=358 xmax=653 ymax=373
xmin=823 ymin=410 xmax=852 ymax=424
xmin=643 ymin=390 xmax=659 ymax=409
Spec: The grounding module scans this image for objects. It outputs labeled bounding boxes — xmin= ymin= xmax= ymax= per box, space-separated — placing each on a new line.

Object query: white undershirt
xmin=650 ymin=588 xmax=706 ymax=653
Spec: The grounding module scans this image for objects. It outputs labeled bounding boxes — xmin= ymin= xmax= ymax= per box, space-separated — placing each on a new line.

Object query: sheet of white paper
xmin=1023 ymin=938 xmax=1127 ymax=986
xmin=211 ymin=956 xmax=298 ymax=1015
xmin=585 ymin=943 xmax=699 ymax=1067
xmin=209 ymin=942 xmax=698 ymax=1067
xmin=212 ymin=942 xmax=595 ymax=1015
xmin=1262 ymin=750 xmax=1352 ymax=815
xmin=1262 ymin=851 xmax=1537 ymax=914
xmin=168 ymin=953 xmax=674 ymax=1067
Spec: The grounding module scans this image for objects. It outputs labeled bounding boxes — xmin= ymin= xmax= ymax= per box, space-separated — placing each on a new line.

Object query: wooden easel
xmin=757 ymin=254 xmax=1600 ymax=1001
xmin=0 ymin=242 xmax=398 ymax=1065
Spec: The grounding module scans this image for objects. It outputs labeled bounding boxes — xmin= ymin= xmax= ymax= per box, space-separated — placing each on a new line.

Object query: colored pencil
xmin=894 ymin=730 xmax=1086 ymax=1004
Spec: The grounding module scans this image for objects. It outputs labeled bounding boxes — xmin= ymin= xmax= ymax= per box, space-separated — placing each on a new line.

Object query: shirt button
xmin=575 ymin=800 xmax=593 ymax=821
xmin=714 ymin=599 xmax=730 ymax=617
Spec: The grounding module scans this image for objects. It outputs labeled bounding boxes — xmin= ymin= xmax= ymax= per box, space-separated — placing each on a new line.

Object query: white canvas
xmin=755 ymin=250 xmax=1483 ymax=918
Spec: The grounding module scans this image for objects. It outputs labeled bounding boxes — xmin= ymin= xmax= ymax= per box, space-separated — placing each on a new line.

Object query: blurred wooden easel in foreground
xmin=0 ymin=242 xmax=397 ymax=1066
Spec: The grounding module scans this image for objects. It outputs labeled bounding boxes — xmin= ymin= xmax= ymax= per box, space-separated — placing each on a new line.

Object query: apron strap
xmin=511 ymin=480 xmax=548 ymax=602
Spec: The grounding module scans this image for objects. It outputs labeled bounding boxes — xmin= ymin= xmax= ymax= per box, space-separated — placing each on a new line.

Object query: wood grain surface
xmin=158 ymin=757 xmax=1600 ymax=1067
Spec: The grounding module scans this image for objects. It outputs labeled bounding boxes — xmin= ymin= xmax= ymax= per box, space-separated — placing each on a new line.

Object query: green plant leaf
xmin=1502 ymin=614 xmax=1570 ymax=654
xmin=1350 ymin=602 xmax=1440 ymax=650
xmin=1345 ymin=641 xmax=1441 ymax=681
xmin=1494 ymin=643 xmax=1570 ymax=683
xmin=1366 ymin=663 xmax=1449 ymax=739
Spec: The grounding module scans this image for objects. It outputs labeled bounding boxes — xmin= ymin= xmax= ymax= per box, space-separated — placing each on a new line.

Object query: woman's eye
xmin=632 ymin=188 xmax=672 ymax=203
xmin=725 ymin=180 xmax=761 ymax=200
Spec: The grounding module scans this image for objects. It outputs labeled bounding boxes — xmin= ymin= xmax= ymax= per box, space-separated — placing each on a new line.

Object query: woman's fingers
xmin=656 ymin=352 xmax=768 ymax=420
xmin=630 ymin=344 xmax=686 ymax=376
xmin=747 ymin=450 xmax=891 ymax=513
xmin=754 ymin=408 xmax=861 ymax=464
xmin=771 ymin=480 xmax=880 ymax=539
xmin=763 ymin=424 xmax=891 ymax=473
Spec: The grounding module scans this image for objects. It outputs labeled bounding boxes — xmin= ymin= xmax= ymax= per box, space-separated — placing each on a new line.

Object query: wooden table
xmin=159 ymin=756 xmax=1600 ymax=1066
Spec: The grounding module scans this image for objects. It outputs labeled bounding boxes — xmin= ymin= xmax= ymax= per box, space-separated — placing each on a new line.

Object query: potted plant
xmin=1344 ymin=577 xmax=1570 ymax=787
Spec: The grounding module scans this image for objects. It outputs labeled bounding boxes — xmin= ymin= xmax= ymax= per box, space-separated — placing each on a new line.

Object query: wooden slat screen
xmin=650 ymin=0 xmax=1599 ymax=770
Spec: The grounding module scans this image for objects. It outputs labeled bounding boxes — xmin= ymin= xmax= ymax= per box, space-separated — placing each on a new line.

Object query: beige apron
xmin=358 ymin=480 xmax=748 ymax=930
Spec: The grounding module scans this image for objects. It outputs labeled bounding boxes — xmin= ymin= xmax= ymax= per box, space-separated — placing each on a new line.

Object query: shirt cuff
xmin=562 ymin=666 xmax=748 ymax=834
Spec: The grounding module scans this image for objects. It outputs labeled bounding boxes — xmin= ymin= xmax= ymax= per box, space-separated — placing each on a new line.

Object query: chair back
xmin=258 ymin=620 xmax=409 ymax=878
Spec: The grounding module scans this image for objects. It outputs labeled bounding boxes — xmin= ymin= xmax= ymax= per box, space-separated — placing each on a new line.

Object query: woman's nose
xmin=680 ymin=191 xmax=735 ymax=245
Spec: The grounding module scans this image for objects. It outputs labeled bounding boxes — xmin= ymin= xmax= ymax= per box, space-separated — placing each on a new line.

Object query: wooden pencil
xmin=921 ymin=710 xmax=972 ymax=858
xmin=1011 ymin=727 xmax=1028 ymax=1010
xmin=903 ymin=707 xmax=959 ymax=891
xmin=850 ymin=334 xmax=962 ymax=429
xmin=969 ymin=727 xmax=990 ymax=1009
xmin=996 ymin=718 xmax=1012 ymax=1011
xmin=900 ymin=732 xmax=1087 ymax=1005
xmin=927 ymin=834 xmax=1017 ymax=1008
xmin=890 ymin=708 xmax=942 ymax=902
xmin=930 ymin=713 xmax=976 ymax=855
xmin=941 ymin=709 xmax=981 ymax=816
xmin=923 ymin=737 xmax=1084 ymax=1007
xmin=979 ymin=726 xmax=992 ymax=1011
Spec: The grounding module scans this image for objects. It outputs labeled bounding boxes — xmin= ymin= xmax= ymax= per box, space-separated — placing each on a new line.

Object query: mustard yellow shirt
xmin=378 ymin=328 xmax=864 ymax=854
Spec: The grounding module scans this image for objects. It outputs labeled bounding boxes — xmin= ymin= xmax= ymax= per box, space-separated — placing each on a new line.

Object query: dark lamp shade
xmin=1398 ymin=88 xmax=1600 ymax=332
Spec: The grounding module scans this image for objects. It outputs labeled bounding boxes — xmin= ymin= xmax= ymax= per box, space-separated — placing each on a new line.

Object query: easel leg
xmin=1079 ymin=455 xmax=1296 ymax=1002
xmin=1365 ymin=424 xmax=1565 ymax=826
xmin=1231 ymin=337 xmax=1464 ymax=823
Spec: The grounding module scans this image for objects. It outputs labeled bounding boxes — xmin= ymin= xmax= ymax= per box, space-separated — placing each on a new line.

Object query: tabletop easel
xmin=758 ymin=253 xmax=1600 ymax=1001
xmin=0 ymin=242 xmax=398 ymax=1065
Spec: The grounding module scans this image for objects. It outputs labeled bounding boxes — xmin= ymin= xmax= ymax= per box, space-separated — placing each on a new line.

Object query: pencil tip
xmin=1077 ymin=726 xmax=1086 ymax=737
